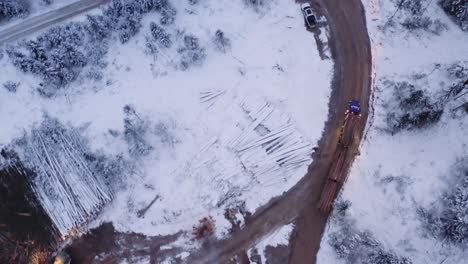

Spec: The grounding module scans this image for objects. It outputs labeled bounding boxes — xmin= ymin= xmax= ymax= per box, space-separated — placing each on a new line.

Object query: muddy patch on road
xmin=265 ymin=245 xmax=289 ymax=264
xmin=65 ymin=222 xmax=183 ymax=264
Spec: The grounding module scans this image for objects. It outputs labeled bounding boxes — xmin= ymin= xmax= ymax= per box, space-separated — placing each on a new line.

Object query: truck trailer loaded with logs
xmin=318 ymin=100 xmax=361 ymax=213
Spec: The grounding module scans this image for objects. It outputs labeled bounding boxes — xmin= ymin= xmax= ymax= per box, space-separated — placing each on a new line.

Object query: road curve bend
xmin=187 ymin=0 xmax=372 ymax=263
xmin=0 ymin=0 xmax=110 ymax=45
xmin=288 ymin=0 xmax=372 ymax=263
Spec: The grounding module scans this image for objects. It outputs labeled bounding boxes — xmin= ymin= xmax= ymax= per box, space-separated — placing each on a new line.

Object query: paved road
xmin=187 ymin=0 xmax=372 ymax=263
xmin=0 ymin=0 xmax=110 ymax=45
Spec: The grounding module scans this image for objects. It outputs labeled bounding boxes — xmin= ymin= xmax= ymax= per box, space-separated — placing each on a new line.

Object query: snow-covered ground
xmin=0 ymin=0 xmax=332 ymax=246
xmin=318 ymin=0 xmax=468 ymax=263
xmin=94 ymin=0 xmax=332 ymax=240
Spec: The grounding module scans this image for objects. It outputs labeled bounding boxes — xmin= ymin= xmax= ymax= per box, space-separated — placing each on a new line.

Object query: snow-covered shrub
xmin=329 ymin=227 xmax=412 ymax=264
xmin=117 ymin=14 xmax=141 ymax=44
xmin=177 ymin=34 xmax=206 ymax=70
xmin=184 ymin=34 xmax=200 ymax=50
xmin=386 ymin=0 xmax=448 ymax=34
xmin=97 ymin=0 xmax=174 ymax=44
xmin=3 ymin=80 xmax=19 ymax=92
xmin=379 ymin=175 xmax=412 ymax=200
xmin=145 ymin=39 xmax=159 ymax=55
xmin=401 ymin=16 xmax=447 ymax=34
xmin=384 ymin=62 xmax=466 ymax=132
xmin=213 ymin=30 xmax=231 ymax=53
xmin=104 ymin=0 xmax=144 ymax=43
xmin=442 ymin=62 xmax=468 ymax=114
xmin=420 ymin=158 xmax=468 ymax=245
xmin=86 ymin=152 xmax=131 ymax=192
xmin=0 ymin=0 xmax=29 ymax=22
xmin=399 ymin=0 xmax=427 ymax=16
xmin=367 ymin=250 xmax=413 ymax=264
xmin=442 ymin=184 xmax=468 ymax=244
xmin=446 ymin=63 xmax=468 ymax=99
xmin=85 ymin=14 xmax=113 ymax=41
xmin=151 ymin=22 xmax=172 ymax=48
xmin=83 ymin=40 xmax=108 ymax=81
xmin=440 ymin=0 xmax=468 ymax=31
xmin=137 ymin=0 xmax=168 ymax=12
xmin=244 ymin=0 xmax=269 ymax=12
xmin=385 ymin=81 xmax=444 ymax=133
xmin=160 ymin=2 xmax=176 ymax=25
xmin=447 ymin=62 xmax=468 ymax=79
xmin=445 ymin=65 xmax=467 ymax=96
xmin=154 ymin=121 xmax=177 ymax=147
xmin=7 ymin=22 xmax=89 ymax=96
xmin=123 ymin=104 xmax=154 ymax=157
xmin=333 ymin=199 xmax=352 ymax=217
xmin=83 ymin=37 xmax=109 ymax=82
xmin=147 ymin=22 xmax=172 ymax=53
xmin=329 ymin=212 xmax=412 ymax=264
xmin=84 ymin=67 xmax=104 ymax=81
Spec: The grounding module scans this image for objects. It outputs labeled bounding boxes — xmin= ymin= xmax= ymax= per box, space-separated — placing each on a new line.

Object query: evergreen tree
xmin=0 ymin=0 xmax=29 ymax=22
xmin=213 ymin=30 xmax=231 ymax=53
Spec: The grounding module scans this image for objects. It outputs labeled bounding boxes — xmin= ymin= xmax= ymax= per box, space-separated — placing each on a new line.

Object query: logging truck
xmin=318 ymin=100 xmax=361 ymax=213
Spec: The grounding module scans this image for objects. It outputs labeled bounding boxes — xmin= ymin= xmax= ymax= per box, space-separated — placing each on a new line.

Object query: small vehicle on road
xmin=301 ymin=3 xmax=317 ymax=28
xmin=347 ymin=100 xmax=361 ymax=115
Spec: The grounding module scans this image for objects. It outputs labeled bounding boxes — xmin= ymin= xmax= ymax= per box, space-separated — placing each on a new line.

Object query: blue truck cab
xmin=348 ymin=100 xmax=361 ymax=115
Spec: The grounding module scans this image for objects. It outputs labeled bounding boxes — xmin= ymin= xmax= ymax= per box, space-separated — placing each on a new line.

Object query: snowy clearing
xmin=318 ymin=0 xmax=468 ymax=263
xmin=0 ymin=0 xmax=332 ymax=246
xmin=94 ymin=0 xmax=332 ymax=240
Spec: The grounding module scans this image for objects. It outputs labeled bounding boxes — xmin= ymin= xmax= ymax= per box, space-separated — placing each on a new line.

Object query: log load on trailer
xmin=318 ymin=100 xmax=361 ymax=213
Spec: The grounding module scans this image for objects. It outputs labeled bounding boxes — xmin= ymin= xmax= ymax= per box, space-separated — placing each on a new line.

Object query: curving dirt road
xmin=0 ymin=0 xmax=110 ymax=45
xmin=187 ymin=0 xmax=372 ymax=263
xmin=288 ymin=0 xmax=372 ymax=263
